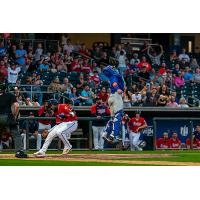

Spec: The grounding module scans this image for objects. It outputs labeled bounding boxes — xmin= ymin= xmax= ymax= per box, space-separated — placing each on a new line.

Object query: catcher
xmin=34 ymin=99 xmax=78 ymax=157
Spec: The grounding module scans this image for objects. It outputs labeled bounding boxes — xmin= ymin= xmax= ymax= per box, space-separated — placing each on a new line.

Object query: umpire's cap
xmin=48 ymin=99 xmax=59 ymax=106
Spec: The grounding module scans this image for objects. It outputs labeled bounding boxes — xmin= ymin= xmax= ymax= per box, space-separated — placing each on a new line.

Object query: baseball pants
xmin=92 ymin=126 xmax=104 ymax=150
xmin=40 ymin=121 xmax=78 ymax=153
xmin=129 ymin=131 xmax=141 ymax=151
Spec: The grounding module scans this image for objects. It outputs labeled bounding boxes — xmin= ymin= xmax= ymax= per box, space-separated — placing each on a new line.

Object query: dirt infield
xmin=1 ymin=153 xmax=200 ymax=165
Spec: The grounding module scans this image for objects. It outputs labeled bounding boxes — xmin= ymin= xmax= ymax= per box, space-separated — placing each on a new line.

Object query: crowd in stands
xmin=1 ymin=37 xmax=200 ymax=108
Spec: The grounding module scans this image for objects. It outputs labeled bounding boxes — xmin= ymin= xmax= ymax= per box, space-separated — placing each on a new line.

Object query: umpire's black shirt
xmin=0 ymin=92 xmax=17 ymax=114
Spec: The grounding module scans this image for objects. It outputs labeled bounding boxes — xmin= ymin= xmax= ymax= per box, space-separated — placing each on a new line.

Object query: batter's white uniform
xmin=39 ymin=121 xmax=78 ymax=153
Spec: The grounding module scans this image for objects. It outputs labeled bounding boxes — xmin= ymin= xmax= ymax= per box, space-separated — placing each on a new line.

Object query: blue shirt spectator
xmin=38 ymin=63 xmax=49 ymax=72
xmin=15 ymin=44 xmax=27 ymax=65
xmin=184 ymin=67 xmax=193 ymax=81
xmin=81 ymin=85 xmax=93 ymax=105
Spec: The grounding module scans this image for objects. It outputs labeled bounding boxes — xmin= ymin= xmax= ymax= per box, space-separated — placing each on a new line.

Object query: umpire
xmin=0 ymin=83 xmax=28 ymax=158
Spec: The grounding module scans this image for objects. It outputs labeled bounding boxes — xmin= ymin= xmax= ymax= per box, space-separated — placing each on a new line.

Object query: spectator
xmin=138 ymin=66 xmax=150 ymax=87
xmin=130 ymin=53 xmax=140 ymax=66
xmin=32 ymin=74 xmax=43 ymax=105
xmin=79 ymin=43 xmax=91 ymax=56
xmin=57 ymin=59 xmax=67 ymax=72
xmin=25 ymin=97 xmax=34 ymax=106
xmin=186 ymin=135 xmax=200 ymax=149
xmin=179 ymin=58 xmax=189 ymax=70
xmin=91 ymin=97 xmax=110 ymax=150
xmin=156 ymin=85 xmax=169 ymax=106
xmin=76 ymin=73 xmax=85 ymax=93
xmin=34 ymin=43 xmax=43 ymax=62
xmin=183 ymin=67 xmax=193 ymax=82
xmin=0 ymin=60 xmax=8 ymax=82
xmin=32 ymin=97 xmax=40 ymax=107
xmin=169 ymin=131 xmax=181 ymax=149
xmin=61 ymin=77 xmax=73 ymax=94
xmin=117 ymin=50 xmax=127 ymax=77
xmin=69 ymin=87 xmax=82 ymax=106
xmin=192 ymin=68 xmax=200 ymax=83
xmin=92 ymin=46 xmax=102 ymax=60
xmin=64 ymin=51 xmax=73 ymax=67
xmin=99 ymin=52 xmax=109 ymax=65
xmin=123 ymin=86 xmax=132 ymax=108
xmin=156 ymin=132 xmax=170 ymax=149
xmin=89 ymin=70 xmax=100 ymax=89
xmin=174 ymin=72 xmax=185 ymax=88
xmin=8 ymin=44 xmax=17 ymax=62
xmin=166 ymin=96 xmax=179 ymax=108
xmin=190 ymin=58 xmax=199 ymax=71
xmin=81 ymin=58 xmax=92 ymax=74
xmin=131 ymin=89 xmax=142 ymax=106
xmin=81 ymin=84 xmax=94 ymax=106
xmin=38 ymin=57 xmax=50 ymax=72
xmin=172 ymin=63 xmax=181 ymax=76
xmin=7 ymin=63 xmax=21 ymax=85
xmin=147 ymin=44 xmax=164 ymax=67
xmin=47 ymin=77 xmax=62 ymax=99
xmin=70 ymin=57 xmax=81 ymax=72
xmin=98 ymin=87 xmax=109 ymax=103
xmin=143 ymin=86 xmax=158 ymax=107
xmin=138 ymin=56 xmax=152 ymax=72
xmin=178 ymin=48 xmax=190 ymax=62
xmin=178 ymin=97 xmax=189 ymax=108
xmin=63 ymin=39 xmax=74 ymax=54
xmin=170 ymin=50 xmax=178 ymax=62
xmin=140 ymin=41 xmax=149 ymax=54
xmin=15 ymin=43 xmax=27 ymax=66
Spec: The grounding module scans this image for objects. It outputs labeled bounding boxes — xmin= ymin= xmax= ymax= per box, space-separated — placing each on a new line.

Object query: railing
xmin=1 ymin=38 xmax=60 ymax=54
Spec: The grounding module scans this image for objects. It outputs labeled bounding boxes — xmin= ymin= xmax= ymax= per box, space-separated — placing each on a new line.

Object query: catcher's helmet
xmin=48 ymin=99 xmax=59 ymax=106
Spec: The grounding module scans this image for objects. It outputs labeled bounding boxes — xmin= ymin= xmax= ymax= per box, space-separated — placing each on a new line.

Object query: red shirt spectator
xmin=138 ymin=56 xmax=152 ymax=72
xmin=0 ymin=61 xmax=8 ymax=81
xmin=157 ymin=132 xmax=170 ymax=149
xmin=169 ymin=132 xmax=181 ymax=148
xmin=186 ymin=137 xmax=200 ymax=149
xmin=81 ymin=58 xmax=92 ymax=74
xmin=70 ymin=58 xmax=81 ymax=72
xmin=98 ymin=87 xmax=109 ymax=103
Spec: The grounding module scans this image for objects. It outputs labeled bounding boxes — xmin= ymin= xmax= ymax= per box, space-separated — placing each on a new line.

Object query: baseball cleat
xmin=33 ymin=151 xmax=46 ymax=158
xmin=15 ymin=150 xmax=28 ymax=158
xmin=62 ymin=147 xmax=72 ymax=155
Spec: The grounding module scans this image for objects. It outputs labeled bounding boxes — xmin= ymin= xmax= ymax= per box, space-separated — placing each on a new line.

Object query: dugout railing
xmin=153 ymin=117 xmax=200 ymax=150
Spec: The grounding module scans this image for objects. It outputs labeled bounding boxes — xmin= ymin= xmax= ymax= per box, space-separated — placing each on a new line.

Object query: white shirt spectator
xmin=179 ymin=53 xmax=190 ymax=62
xmin=8 ymin=66 xmax=21 ymax=84
xmin=35 ymin=48 xmax=43 ymax=61
xmin=131 ymin=93 xmax=142 ymax=102
xmin=130 ymin=58 xmax=140 ymax=65
xmin=63 ymin=44 xmax=74 ymax=53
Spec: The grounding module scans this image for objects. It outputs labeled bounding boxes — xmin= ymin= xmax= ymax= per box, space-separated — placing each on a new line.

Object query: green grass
xmin=0 ymin=159 xmax=158 ymax=166
xmin=1 ymin=150 xmax=200 ymax=165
